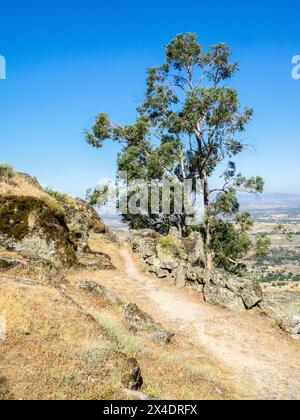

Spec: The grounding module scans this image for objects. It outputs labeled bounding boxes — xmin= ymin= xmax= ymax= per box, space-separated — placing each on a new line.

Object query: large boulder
xmin=174 ymin=265 xmax=187 ymax=288
xmin=290 ymin=315 xmax=300 ymax=340
xmin=129 ymin=230 xmax=157 ymax=259
xmin=259 ymin=300 xmax=300 ymax=340
xmin=182 ymin=231 xmax=205 ymax=267
xmin=122 ymin=302 xmax=174 ymax=343
xmin=203 ymin=270 xmax=263 ymax=310
xmin=64 ymin=198 xmax=106 ymax=254
xmin=240 ymin=282 xmax=263 ymax=309
xmin=76 ymin=280 xmax=121 ymax=304
xmin=0 ymin=196 xmax=77 ymax=267
xmin=121 ymin=357 xmax=143 ymax=390
xmin=204 ymin=284 xmax=245 ymax=311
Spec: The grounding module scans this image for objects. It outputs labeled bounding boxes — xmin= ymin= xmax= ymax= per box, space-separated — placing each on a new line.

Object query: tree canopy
xmin=85 ymin=33 xmax=266 ymax=272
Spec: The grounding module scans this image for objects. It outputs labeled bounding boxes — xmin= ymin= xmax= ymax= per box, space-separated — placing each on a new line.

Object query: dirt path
xmin=117 ymin=247 xmax=300 ymax=400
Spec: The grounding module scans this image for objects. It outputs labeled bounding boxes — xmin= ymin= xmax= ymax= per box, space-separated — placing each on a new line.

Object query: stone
xmin=290 ymin=315 xmax=300 ymax=340
xmin=156 ymin=242 xmax=180 ymax=268
xmin=240 ymin=282 xmax=263 ymax=309
xmin=144 ymin=331 xmax=175 ymax=344
xmin=0 ymin=196 xmax=77 ymax=267
xmin=122 ymin=302 xmax=161 ymax=333
xmin=145 ymin=256 xmax=160 ymax=267
xmin=168 ymin=226 xmax=181 ymax=238
xmin=121 ymin=357 xmax=143 ymax=390
xmin=160 ymin=260 xmax=179 ymax=270
xmin=122 ymin=302 xmax=174 ymax=343
xmin=204 ymin=284 xmax=245 ymax=311
xmin=185 ymin=268 xmax=198 ymax=282
xmin=174 ymin=265 xmax=187 ymax=288
xmin=64 ymin=197 xmax=106 ymax=254
xmin=182 ymin=232 xmax=205 ymax=267
xmin=226 ymin=275 xmax=247 ymax=293
xmin=78 ymin=252 xmax=115 ymax=270
xmin=76 ymin=280 xmax=120 ymax=304
xmin=208 ymin=270 xmax=227 ymax=288
xmin=148 ymin=265 xmax=159 ymax=275
xmin=156 ymin=269 xmax=169 ymax=278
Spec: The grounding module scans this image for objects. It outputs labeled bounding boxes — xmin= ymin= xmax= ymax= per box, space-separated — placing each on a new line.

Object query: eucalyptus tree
xmin=85 ymin=33 xmax=264 ymax=271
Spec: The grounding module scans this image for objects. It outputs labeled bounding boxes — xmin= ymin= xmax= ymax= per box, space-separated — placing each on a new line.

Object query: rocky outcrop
xmin=259 ymin=301 xmax=300 ymax=341
xmin=76 ymin=280 xmax=121 ymax=304
xmin=122 ymin=302 xmax=174 ymax=343
xmin=63 ymin=198 xmax=106 ymax=254
xmin=0 ymin=187 xmax=113 ymax=270
xmin=120 ymin=357 xmax=143 ymax=390
xmin=0 ymin=196 xmax=77 ymax=267
xmin=129 ymin=229 xmax=263 ymax=311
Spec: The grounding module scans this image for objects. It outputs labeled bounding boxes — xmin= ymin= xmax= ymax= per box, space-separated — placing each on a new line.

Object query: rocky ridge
xmin=128 ymin=228 xmax=263 ymax=312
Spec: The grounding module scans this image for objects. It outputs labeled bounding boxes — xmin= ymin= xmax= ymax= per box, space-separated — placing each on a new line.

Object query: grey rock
xmin=76 ymin=280 xmax=121 ymax=304
xmin=145 ymin=256 xmax=160 ymax=267
xmin=204 ymin=284 xmax=245 ymax=311
xmin=121 ymin=357 xmax=143 ymax=390
xmin=226 ymin=276 xmax=248 ymax=293
xmin=122 ymin=302 xmax=161 ymax=333
xmin=290 ymin=314 xmax=300 ymax=336
xmin=122 ymin=302 xmax=173 ymax=344
xmin=144 ymin=331 xmax=175 ymax=344
xmin=185 ymin=267 xmax=198 ymax=282
xmin=208 ymin=270 xmax=227 ymax=288
xmin=240 ymin=282 xmax=263 ymax=309
xmin=174 ymin=265 xmax=187 ymax=288
xmin=160 ymin=260 xmax=179 ymax=270
xmin=182 ymin=232 xmax=205 ymax=266
xmin=156 ymin=269 xmax=169 ymax=278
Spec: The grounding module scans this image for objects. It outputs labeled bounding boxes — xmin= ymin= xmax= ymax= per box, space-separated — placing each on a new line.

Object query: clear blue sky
xmin=0 ymin=0 xmax=299 ymax=196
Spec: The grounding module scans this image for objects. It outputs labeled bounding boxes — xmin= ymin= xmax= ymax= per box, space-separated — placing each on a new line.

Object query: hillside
xmin=0 ymin=169 xmax=299 ymax=400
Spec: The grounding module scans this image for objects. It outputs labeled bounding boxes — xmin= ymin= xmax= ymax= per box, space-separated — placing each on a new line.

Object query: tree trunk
xmin=203 ymin=176 xmax=213 ymax=270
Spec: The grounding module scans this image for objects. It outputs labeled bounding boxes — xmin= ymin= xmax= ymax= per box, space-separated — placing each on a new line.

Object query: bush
xmin=157 ymin=235 xmax=182 ymax=257
xmin=0 ymin=163 xmax=15 ymax=181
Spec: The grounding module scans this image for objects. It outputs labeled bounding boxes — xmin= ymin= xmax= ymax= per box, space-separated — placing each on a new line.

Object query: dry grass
xmin=0 ymin=173 xmax=43 ymax=199
xmin=0 ymin=172 xmax=73 ymax=213
xmin=65 ymin=239 xmax=252 ymax=400
xmin=0 ymin=279 xmax=129 ymax=400
xmin=0 ymin=240 xmax=253 ymax=400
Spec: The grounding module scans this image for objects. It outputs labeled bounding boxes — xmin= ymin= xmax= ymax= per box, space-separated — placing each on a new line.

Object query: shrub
xmin=157 ymin=235 xmax=182 ymax=257
xmin=0 ymin=163 xmax=15 ymax=181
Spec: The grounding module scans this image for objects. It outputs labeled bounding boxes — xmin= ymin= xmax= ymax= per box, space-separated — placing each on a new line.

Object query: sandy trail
xmin=117 ymin=247 xmax=300 ymax=400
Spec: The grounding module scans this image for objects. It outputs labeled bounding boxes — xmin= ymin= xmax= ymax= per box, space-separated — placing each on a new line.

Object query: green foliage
xmin=85 ymin=32 xmax=265 ymax=271
xmin=255 ymin=233 xmax=271 ymax=257
xmin=157 ymin=235 xmax=183 ymax=257
xmin=86 ymin=184 xmax=110 ymax=207
xmin=0 ymin=163 xmax=15 ymax=181
xmin=210 ymin=219 xmax=252 ymax=273
xmin=274 ymin=224 xmax=293 ymax=241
